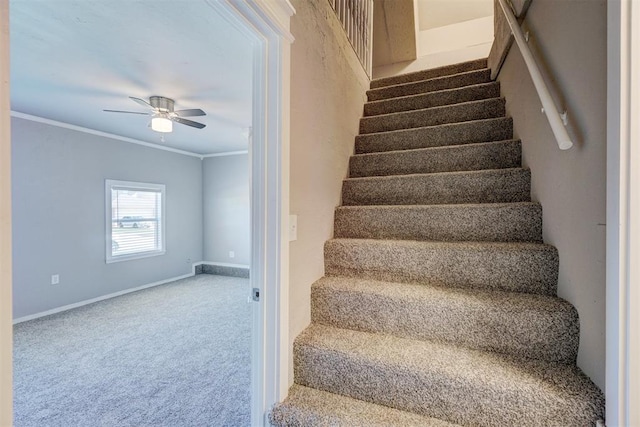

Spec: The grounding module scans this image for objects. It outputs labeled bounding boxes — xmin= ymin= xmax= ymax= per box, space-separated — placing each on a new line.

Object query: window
xmin=105 ymin=180 xmax=165 ymax=263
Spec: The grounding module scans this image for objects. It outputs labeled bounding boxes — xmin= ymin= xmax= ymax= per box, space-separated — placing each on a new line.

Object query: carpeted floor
xmin=13 ymin=274 xmax=251 ymax=427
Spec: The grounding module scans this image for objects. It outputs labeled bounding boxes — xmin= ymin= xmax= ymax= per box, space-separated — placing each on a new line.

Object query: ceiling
xmin=417 ymin=0 xmax=493 ymax=31
xmin=10 ymin=0 xmax=254 ymax=156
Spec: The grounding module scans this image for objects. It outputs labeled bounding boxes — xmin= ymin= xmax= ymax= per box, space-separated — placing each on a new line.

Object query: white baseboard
xmin=192 ymin=261 xmax=251 ymax=271
xmin=13 ymin=272 xmax=195 ymax=324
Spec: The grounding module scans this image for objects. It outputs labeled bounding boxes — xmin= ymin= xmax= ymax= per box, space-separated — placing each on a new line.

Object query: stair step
xmin=324 ymin=238 xmax=558 ymax=295
xmin=355 ymin=117 xmax=513 ymax=154
xmin=360 ymin=98 xmax=505 ymax=134
xmin=342 ymin=168 xmax=531 ymax=206
xmin=371 ymin=58 xmax=487 ymax=89
xmin=350 ymin=140 xmax=521 ymax=178
xmin=270 ymin=384 xmax=459 ymax=427
xmin=367 ymin=69 xmax=491 ymax=102
xmin=294 ymin=324 xmax=605 ymax=426
xmin=311 ymin=276 xmax=578 ymax=363
xmin=364 ymin=82 xmax=501 ymax=117
xmin=334 ymin=202 xmax=542 ymax=243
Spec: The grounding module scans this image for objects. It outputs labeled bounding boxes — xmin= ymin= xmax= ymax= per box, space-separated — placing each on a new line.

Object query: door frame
xmin=0 ymin=1 xmax=294 ymax=426
xmin=606 ymin=0 xmax=640 ymax=425
xmin=197 ymin=1 xmax=295 ymax=424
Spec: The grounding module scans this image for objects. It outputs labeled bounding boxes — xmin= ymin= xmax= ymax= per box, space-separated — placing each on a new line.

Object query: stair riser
xmin=270 ymin=385 xmax=456 ymax=427
xmin=311 ymin=282 xmax=579 ymax=363
xmin=355 ymin=118 xmax=513 ymax=154
xmin=334 ymin=204 xmax=542 ymax=243
xmin=294 ymin=340 xmax=600 ymax=426
xmin=367 ymin=69 xmax=491 ymax=102
xmin=364 ymin=82 xmax=500 ymax=116
xmin=371 ymin=58 xmax=487 ymax=89
xmin=350 ymin=140 xmax=521 ymax=178
xmin=342 ymin=169 xmax=531 ymax=206
xmin=324 ymin=240 xmax=558 ymax=295
xmin=360 ymin=98 xmax=505 ymax=134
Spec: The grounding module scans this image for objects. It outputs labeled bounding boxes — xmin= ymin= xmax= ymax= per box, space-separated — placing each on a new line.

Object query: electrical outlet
xmin=229 ymin=251 xmax=235 ymax=259
xmin=186 ymin=258 xmax=191 ymax=265
xmin=51 ymin=274 xmax=60 ymax=285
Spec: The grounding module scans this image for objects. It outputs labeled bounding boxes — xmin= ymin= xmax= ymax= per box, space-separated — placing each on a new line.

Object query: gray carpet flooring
xmin=13 ymin=274 xmax=251 ymax=427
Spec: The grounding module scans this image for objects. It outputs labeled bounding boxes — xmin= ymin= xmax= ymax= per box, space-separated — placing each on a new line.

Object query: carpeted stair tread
xmin=269 ymin=384 xmax=460 ymax=427
xmin=355 ymin=117 xmax=513 ymax=154
xmin=367 ymin=69 xmax=491 ymax=102
xmin=349 ymin=139 xmax=521 ymax=178
xmin=324 ymin=238 xmax=558 ymax=295
xmin=311 ymin=276 xmax=578 ymax=363
xmin=359 ymin=98 xmax=505 ymax=134
xmin=364 ymin=82 xmax=501 ymax=117
xmin=294 ymin=324 xmax=605 ymax=427
xmin=334 ymin=202 xmax=542 ymax=242
xmin=342 ymin=168 xmax=531 ymax=206
xmin=370 ymin=58 xmax=487 ymax=89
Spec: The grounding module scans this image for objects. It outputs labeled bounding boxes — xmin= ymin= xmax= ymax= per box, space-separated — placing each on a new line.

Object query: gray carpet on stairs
xmin=354 ymin=117 xmax=513 ymax=154
xmin=271 ymin=58 xmax=605 ymax=426
xmin=364 ymin=82 xmax=500 ymax=116
xmin=13 ymin=275 xmax=251 ymax=427
xmin=349 ymin=139 xmax=522 ymax=177
xmin=367 ymin=69 xmax=491 ymax=101
xmin=293 ymin=325 xmax=604 ymax=427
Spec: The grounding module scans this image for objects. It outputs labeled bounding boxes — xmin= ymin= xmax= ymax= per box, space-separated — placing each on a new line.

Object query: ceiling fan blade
xmin=103 ymin=109 xmax=150 ymax=115
xmin=129 ymin=96 xmax=155 ymax=110
xmin=174 ymin=108 xmax=206 ymax=117
xmin=171 ymin=116 xmax=206 ymax=129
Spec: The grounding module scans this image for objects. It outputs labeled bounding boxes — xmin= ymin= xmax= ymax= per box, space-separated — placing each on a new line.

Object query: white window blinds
xmin=106 ymin=180 xmax=165 ymax=263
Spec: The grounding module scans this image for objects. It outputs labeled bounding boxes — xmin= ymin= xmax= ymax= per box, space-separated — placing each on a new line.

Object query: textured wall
xmin=11 ymin=117 xmax=203 ymax=318
xmin=202 ymin=154 xmax=250 ymax=265
xmin=288 ymin=0 xmax=369 ymax=381
xmin=496 ymin=0 xmax=606 ymax=389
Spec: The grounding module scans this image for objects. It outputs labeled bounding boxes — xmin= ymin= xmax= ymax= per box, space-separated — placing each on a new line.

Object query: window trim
xmin=105 ymin=179 xmax=166 ymax=264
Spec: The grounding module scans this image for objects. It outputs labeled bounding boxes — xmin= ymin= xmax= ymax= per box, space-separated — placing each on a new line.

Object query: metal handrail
xmin=497 ymin=0 xmax=573 ymax=150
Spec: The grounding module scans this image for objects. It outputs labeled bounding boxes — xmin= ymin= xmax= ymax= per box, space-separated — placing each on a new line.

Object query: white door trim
xmin=606 ymin=0 xmax=640 ymax=425
xmin=205 ymin=0 xmax=294 ymax=425
xmin=0 ymin=0 xmax=13 ymax=425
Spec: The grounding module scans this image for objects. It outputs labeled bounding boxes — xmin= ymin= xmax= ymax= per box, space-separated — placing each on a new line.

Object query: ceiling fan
xmin=104 ymin=96 xmax=206 ymax=133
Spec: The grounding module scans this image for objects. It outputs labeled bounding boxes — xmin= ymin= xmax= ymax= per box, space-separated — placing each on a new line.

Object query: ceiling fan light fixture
xmin=151 ymin=116 xmax=173 ymax=133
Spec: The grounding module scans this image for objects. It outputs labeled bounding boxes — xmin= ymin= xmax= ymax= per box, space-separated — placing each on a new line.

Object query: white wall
xmin=373 ymin=0 xmax=493 ymax=79
xmin=202 ymin=154 xmax=250 ymax=266
xmin=416 ymin=0 xmax=493 ymax=31
xmin=288 ymin=0 xmax=369 ymax=381
xmin=11 ymin=117 xmax=204 ymax=319
xmin=496 ymin=0 xmax=606 ymax=390
xmin=417 ymin=16 xmax=493 ymax=58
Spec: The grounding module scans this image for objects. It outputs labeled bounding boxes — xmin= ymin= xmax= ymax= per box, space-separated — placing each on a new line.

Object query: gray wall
xmin=288 ymin=0 xmax=370 ymax=381
xmin=202 ymin=154 xmax=250 ymax=265
xmin=496 ymin=0 xmax=606 ymax=389
xmin=11 ymin=117 xmax=203 ymax=319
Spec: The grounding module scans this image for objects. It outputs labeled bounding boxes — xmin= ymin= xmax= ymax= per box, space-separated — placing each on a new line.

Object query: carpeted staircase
xmin=270 ymin=58 xmax=605 ymax=426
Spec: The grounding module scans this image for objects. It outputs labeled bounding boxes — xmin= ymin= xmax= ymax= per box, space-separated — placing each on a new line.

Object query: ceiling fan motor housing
xmin=150 ymin=96 xmax=174 ymax=113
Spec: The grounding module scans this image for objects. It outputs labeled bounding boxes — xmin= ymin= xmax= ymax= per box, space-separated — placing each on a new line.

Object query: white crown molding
xmin=202 ymin=150 xmax=249 ymax=158
xmin=11 ymin=111 xmax=248 ymax=159
xmin=11 ymin=111 xmax=203 ymax=157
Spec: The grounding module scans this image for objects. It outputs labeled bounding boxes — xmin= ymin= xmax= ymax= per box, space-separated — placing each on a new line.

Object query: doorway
xmin=0 ymin=0 xmax=293 ymax=425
